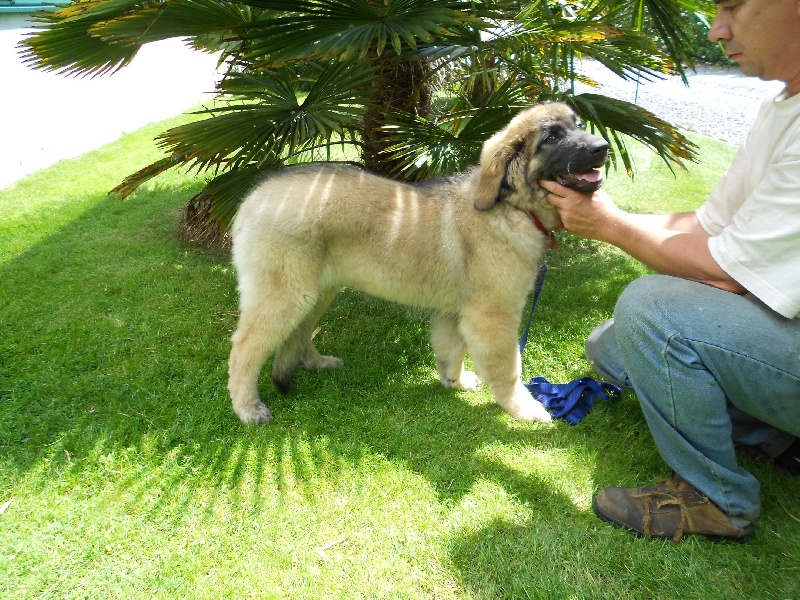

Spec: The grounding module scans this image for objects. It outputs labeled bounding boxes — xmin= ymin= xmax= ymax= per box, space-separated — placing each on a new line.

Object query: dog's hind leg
xmin=458 ymin=304 xmax=551 ymax=423
xmin=272 ymin=288 xmax=342 ymax=392
xmin=430 ymin=312 xmax=479 ymax=390
xmin=228 ymin=284 xmax=322 ymax=424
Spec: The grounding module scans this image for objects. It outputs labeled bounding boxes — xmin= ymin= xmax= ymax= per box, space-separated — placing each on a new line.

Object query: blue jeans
xmin=587 ymin=275 xmax=800 ymax=521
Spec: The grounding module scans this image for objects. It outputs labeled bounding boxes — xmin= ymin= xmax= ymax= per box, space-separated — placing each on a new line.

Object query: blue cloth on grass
xmin=525 ymin=376 xmax=621 ymax=425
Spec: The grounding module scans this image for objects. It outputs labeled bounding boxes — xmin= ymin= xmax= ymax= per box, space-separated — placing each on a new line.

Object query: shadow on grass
xmin=5 ymin=176 xmax=798 ymax=597
xmin=0 ymin=170 xmax=648 ymax=482
xmin=1 ymin=176 xmax=645 ymax=501
xmin=448 ymin=458 xmax=800 ymax=599
xmin=9 ymin=173 xmax=796 ymax=597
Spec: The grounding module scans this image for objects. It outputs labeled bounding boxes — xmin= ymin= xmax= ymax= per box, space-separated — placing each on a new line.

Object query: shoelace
xmin=634 ymin=477 xmax=693 ymax=543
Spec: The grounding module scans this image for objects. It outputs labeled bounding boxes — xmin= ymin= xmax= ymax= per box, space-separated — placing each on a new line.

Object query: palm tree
xmin=21 ymin=0 xmax=714 ymax=243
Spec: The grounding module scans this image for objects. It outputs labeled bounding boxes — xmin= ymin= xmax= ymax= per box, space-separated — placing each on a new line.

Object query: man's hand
xmin=538 ymin=179 xmax=746 ymax=294
xmin=539 ymin=179 xmax=621 ymax=242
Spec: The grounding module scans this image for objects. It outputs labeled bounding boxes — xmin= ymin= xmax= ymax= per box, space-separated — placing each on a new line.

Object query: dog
xmin=227 ymin=102 xmax=608 ymax=424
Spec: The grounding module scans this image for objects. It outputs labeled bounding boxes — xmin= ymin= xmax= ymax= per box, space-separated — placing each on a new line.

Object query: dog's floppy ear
xmin=473 ymin=128 xmax=524 ymax=211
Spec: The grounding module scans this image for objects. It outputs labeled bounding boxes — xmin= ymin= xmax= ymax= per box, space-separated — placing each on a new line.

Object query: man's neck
xmin=782 ymin=64 xmax=800 ymax=98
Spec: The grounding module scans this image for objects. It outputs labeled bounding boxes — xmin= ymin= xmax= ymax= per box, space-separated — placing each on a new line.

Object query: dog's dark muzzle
xmin=550 ymin=133 xmax=609 ymax=193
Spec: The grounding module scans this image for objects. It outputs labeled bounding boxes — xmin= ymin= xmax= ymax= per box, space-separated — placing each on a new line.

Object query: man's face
xmin=709 ymin=0 xmax=800 ymax=94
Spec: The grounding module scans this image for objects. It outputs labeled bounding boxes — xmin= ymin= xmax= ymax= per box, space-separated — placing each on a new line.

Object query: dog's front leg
xmin=431 ymin=312 xmax=479 ymax=390
xmin=458 ymin=305 xmax=551 ymax=423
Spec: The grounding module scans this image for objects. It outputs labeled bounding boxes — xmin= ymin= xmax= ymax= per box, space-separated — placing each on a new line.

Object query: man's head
xmin=709 ymin=0 xmax=800 ymax=96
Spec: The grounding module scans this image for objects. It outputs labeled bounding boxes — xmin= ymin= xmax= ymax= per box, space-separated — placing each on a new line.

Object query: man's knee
xmin=585 ymin=319 xmax=633 ymax=390
xmin=615 ymin=275 xmax=673 ymax=322
xmin=585 ymin=319 xmax=615 ymax=369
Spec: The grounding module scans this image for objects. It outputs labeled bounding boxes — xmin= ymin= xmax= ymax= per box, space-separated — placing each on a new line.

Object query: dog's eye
xmin=577 ymin=122 xmax=586 ymax=131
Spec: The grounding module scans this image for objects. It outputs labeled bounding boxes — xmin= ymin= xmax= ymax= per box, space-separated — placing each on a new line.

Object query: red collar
xmin=529 ymin=211 xmax=559 ymax=250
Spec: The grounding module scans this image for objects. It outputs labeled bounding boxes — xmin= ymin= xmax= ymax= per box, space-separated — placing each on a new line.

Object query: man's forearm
xmin=623 ymin=211 xmax=707 ymax=234
xmin=600 ymin=213 xmax=747 ymax=294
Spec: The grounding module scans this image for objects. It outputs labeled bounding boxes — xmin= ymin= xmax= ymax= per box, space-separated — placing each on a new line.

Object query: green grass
xmin=1 ymin=115 xmax=799 ymax=599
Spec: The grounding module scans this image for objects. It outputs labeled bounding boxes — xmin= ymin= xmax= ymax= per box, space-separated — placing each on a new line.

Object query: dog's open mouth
xmin=555 ymin=168 xmax=604 ymax=193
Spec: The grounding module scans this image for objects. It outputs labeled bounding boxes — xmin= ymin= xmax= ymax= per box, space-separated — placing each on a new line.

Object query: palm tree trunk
xmin=362 ymin=53 xmax=433 ymax=179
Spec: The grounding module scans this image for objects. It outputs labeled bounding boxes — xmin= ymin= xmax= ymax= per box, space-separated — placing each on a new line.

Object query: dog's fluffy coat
xmin=228 ymin=102 xmax=608 ymax=424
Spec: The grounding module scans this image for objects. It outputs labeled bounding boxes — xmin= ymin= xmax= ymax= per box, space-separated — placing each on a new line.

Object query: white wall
xmin=0 ymin=14 xmax=222 ymax=188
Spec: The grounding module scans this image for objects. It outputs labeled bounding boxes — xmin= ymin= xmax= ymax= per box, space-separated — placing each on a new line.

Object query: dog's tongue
xmin=576 ymin=169 xmax=602 ymax=183
xmin=555 ymin=168 xmax=604 ymax=193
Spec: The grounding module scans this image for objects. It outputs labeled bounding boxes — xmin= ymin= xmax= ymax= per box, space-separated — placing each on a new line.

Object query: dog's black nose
xmin=590 ymin=137 xmax=609 ymax=157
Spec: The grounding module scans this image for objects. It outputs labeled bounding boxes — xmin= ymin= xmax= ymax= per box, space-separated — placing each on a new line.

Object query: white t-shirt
xmin=696 ymin=88 xmax=800 ymax=319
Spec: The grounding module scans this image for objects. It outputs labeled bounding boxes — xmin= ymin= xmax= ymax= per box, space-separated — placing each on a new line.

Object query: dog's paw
xmin=442 ymin=370 xmax=480 ymax=391
xmin=458 ymin=370 xmax=480 ymax=391
xmin=317 ymin=355 xmax=344 ymax=370
xmin=503 ymin=386 xmax=552 ymax=423
xmin=234 ymin=400 xmax=274 ymax=424
xmin=302 ymin=354 xmax=343 ymax=371
xmin=511 ymin=399 xmax=552 ymax=423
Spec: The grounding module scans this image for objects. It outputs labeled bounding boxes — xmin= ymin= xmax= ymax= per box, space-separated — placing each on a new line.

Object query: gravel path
xmin=576 ymin=60 xmax=784 ymax=144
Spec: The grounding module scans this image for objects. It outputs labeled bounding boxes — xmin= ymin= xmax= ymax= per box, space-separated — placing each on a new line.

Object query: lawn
xmin=1 ymin=112 xmax=798 ymax=599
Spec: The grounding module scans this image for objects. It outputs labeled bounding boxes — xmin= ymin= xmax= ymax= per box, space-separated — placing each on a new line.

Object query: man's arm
xmin=622 ymin=210 xmax=706 ymax=234
xmin=540 ymin=180 xmax=747 ymax=294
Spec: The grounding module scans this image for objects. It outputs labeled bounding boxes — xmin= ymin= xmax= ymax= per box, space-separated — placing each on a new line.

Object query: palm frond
xmin=637 ymin=0 xmax=696 ymax=78
xmin=89 ymin=0 xmax=264 ymax=45
xmin=621 ymin=0 xmax=716 ymax=82
xmin=514 ymin=3 xmax=672 ymax=86
xmin=53 ymin=0 xmax=142 ymax=23
xmin=113 ymin=59 xmax=373 ymax=199
xmin=19 ymin=5 xmax=140 ymax=76
xmin=235 ymin=0 xmax=477 ymax=64
xmin=569 ymin=92 xmax=697 ymax=176
xmin=188 ymin=164 xmax=267 ymax=230
xmin=572 ymin=30 xmax=674 ymax=82
xmin=110 ymin=155 xmax=186 ymax=200
xmin=162 ymin=61 xmax=372 ymax=170
xmin=381 ymin=82 xmax=529 ymax=179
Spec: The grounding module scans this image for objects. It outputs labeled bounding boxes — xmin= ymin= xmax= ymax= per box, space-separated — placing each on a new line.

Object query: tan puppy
xmin=228 ymin=102 xmax=608 ymax=424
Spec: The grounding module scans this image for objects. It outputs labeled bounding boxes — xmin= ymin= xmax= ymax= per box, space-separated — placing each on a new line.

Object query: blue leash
xmin=519 ymin=264 xmax=621 ymax=425
xmin=524 ymin=376 xmax=621 ymax=426
xmin=519 ymin=264 xmax=548 ymax=355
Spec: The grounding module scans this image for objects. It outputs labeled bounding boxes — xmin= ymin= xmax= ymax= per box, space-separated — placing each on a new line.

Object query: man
xmin=540 ymin=0 xmax=800 ymax=542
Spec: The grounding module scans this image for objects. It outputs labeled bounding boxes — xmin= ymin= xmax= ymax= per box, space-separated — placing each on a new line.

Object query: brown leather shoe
xmin=593 ymin=473 xmax=755 ymax=543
